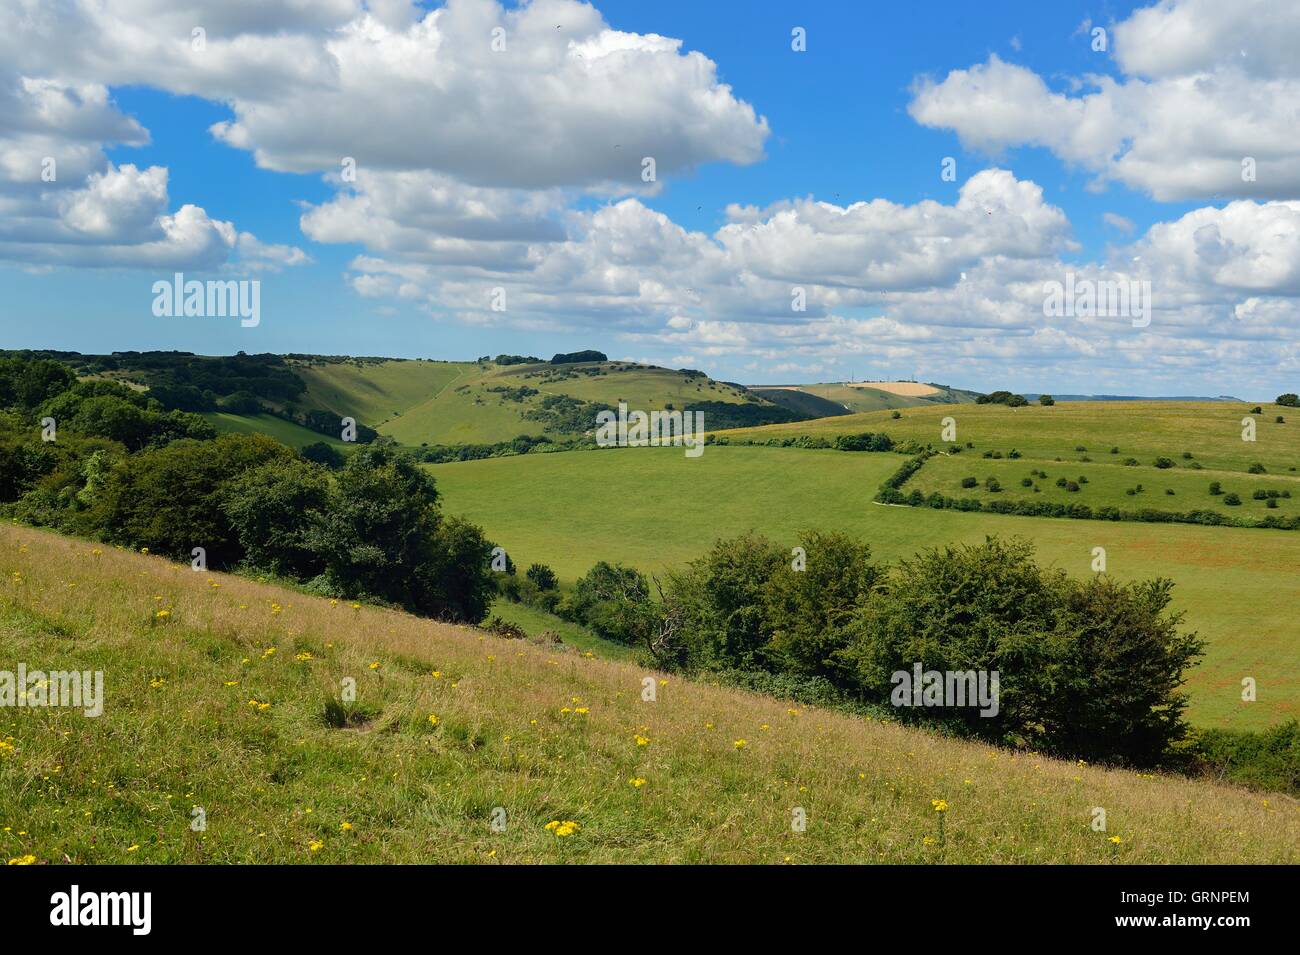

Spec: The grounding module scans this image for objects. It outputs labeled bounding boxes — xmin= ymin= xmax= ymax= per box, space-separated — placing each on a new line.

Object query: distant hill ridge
xmin=1023 ymin=393 xmax=1245 ymax=402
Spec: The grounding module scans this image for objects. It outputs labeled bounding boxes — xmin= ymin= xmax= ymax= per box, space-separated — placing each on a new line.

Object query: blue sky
xmin=1 ymin=0 xmax=1296 ymax=396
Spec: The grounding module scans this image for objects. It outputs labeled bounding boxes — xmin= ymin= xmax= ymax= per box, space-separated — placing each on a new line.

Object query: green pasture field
xmin=912 ymin=454 xmax=1300 ymax=521
xmin=430 ymin=444 xmax=1300 ymax=730
xmin=720 ymin=401 xmax=1300 ymax=475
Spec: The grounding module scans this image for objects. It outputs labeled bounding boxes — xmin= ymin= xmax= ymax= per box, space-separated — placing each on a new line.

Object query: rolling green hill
xmin=751 ymin=382 xmax=980 ymax=415
xmin=720 ymin=400 xmax=1299 ymax=475
xmin=428 ymin=445 xmax=1300 ymax=730
xmin=31 ymin=350 xmax=798 ymax=450
xmin=378 ymin=360 xmax=789 ymax=446
xmin=287 ymin=357 xmax=473 ymax=427
xmin=1 ymin=524 xmax=1293 ymax=864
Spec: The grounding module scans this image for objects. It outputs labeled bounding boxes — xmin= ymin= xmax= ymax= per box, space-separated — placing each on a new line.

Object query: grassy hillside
xmin=750 ymin=387 xmax=852 ymax=419
xmin=380 ymin=360 xmax=774 ymax=446
xmin=721 ymin=400 xmax=1299 ymax=475
xmin=751 ymin=382 xmax=978 ymax=414
xmin=289 ymin=358 xmax=472 ymax=427
xmin=1 ymin=525 xmax=1294 ymax=864
xmin=203 ymin=412 xmax=346 ymax=450
xmin=429 ymin=445 xmax=1300 ymax=730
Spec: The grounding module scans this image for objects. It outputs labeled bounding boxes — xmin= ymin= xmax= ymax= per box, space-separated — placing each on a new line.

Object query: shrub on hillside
xmin=762 ymin=531 xmax=878 ymax=682
xmin=300 ymin=441 xmax=345 ymax=469
xmin=837 ymin=538 xmax=1203 ymax=763
xmin=92 ymin=432 xmax=292 ymax=565
xmin=221 ymin=456 xmax=332 ymax=577
xmin=526 ymin=563 xmax=558 ymax=591
xmin=564 ymin=561 xmax=652 ymax=645
xmin=1192 ymin=720 xmax=1300 ymax=794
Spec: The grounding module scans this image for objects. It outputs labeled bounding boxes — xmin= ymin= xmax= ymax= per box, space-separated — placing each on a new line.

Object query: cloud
xmin=0 ymin=161 xmax=306 ymax=270
xmin=908 ymin=0 xmax=1300 ymax=201
xmin=2 ymin=0 xmax=768 ymax=191
xmin=1103 ymin=212 xmax=1135 ymax=234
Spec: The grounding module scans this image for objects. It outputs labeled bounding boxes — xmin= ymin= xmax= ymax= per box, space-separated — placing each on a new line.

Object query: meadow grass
xmin=1 ymin=524 xmax=1295 ymax=864
xmin=429 ymin=445 xmax=1300 ymax=730
xmin=292 ymin=359 xmax=472 ymax=427
xmin=721 ymin=400 xmax=1300 ymax=475
xmin=485 ymin=597 xmax=637 ymax=662
xmin=914 ymin=454 xmax=1300 ymax=520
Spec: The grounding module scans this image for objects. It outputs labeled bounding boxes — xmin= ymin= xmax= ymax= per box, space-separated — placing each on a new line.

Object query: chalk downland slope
xmin=378 ymin=360 xmax=783 ymax=446
xmin=1 ymin=524 xmax=1294 ymax=864
xmin=752 ymin=382 xmax=979 ymax=415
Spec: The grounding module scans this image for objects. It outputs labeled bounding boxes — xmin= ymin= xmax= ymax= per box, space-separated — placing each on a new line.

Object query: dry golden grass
xmin=1 ymin=523 xmax=1295 ymax=864
xmin=845 ymin=381 xmax=940 ymax=396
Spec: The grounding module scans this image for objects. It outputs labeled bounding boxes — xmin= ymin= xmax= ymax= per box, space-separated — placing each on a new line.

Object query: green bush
xmin=566 ymin=561 xmax=652 ymax=645
xmin=762 ymin=531 xmax=878 ymax=682
xmin=221 ymin=456 xmax=332 ymax=577
xmin=525 ymin=563 xmax=558 ymax=591
xmin=91 ymin=432 xmax=293 ymax=565
xmin=838 ymin=538 xmax=1203 ymax=763
xmin=1193 ymin=720 xmax=1300 ymax=794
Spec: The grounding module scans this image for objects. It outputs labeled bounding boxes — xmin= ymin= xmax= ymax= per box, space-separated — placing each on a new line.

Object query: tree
xmin=1038 ymin=394 xmax=1055 ymax=406
xmin=658 ymin=535 xmax=788 ymax=669
xmin=551 ymin=350 xmax=607 ymax=364
xmin=419 ymin=516 xmax=497 ymax=623
xmin=526 ymin=563 xmax=558 ymax=590
xmin=301 ymin=441 xmax=345 ymax=470
xmin=763 ymin=531 xmax=878 ymax=682
xmin=1040 ymin=576 xmax=1204 ymax=765
xmin=222 ymin=456 xmax=332 ymax=576
xmin=92 ymin=433 xmax=293 ymax=564
xmin=567 ymin=561 xmax=652 ymax=644
xmin=312 ymin=445 xmax=443 ymax=610
xmin=0 ymin=357 xmax=76 ymax=410
xmin=1277 ymin=393 xmax=1300 ymax=408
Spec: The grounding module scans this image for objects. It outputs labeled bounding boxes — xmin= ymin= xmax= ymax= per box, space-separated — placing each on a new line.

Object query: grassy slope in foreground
xmin=429 ymin=446 xmax=1300 ymax=730
xmin=720 ymin=400 xmax=1300 ymax=475
xmin=1 ymin=525 xmax=1295 ymax=864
